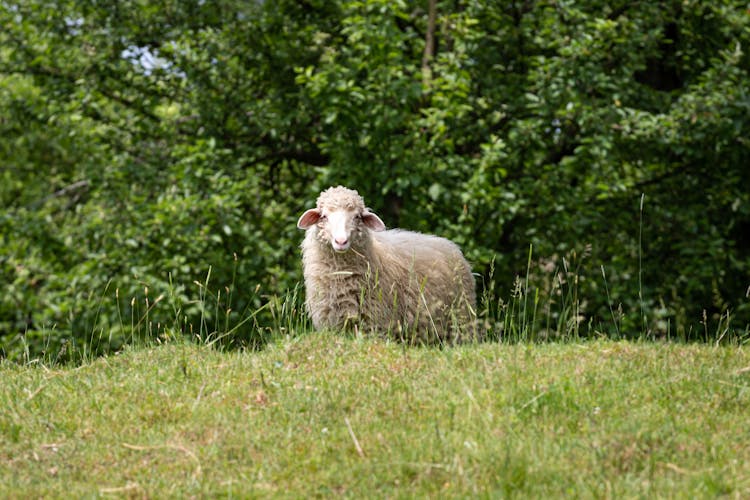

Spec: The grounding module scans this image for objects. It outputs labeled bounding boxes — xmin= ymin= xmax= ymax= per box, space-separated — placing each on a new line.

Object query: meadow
xmin=2 ymin=332 xmax=748 ymax=498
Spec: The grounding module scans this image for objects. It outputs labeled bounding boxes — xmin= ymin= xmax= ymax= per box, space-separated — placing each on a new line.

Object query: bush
xmin=1 ymin=0 xmax=749 ymax=359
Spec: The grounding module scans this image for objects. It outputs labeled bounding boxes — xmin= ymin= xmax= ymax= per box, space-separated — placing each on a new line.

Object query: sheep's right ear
xmin=297 ymin=208 xmax=321 ymax=229
xmin=362 ymin=210 xmax=386 ymax=232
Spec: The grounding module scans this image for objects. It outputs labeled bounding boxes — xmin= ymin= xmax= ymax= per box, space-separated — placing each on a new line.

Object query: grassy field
xmin=1 ymin=332 xmax=749 ymax=498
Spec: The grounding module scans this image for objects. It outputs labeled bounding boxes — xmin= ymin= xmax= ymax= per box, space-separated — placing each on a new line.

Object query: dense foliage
xmin=1 ymin=0 xmax=749 ymax=359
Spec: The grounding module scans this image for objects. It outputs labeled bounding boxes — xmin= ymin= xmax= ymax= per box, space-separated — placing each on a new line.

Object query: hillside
xmin=2 ymin=334 xmax=748 ymax=497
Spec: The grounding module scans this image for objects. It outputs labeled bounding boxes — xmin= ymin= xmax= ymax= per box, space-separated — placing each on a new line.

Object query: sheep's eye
xmin=319 ymin=215 xmax=327 ymax=222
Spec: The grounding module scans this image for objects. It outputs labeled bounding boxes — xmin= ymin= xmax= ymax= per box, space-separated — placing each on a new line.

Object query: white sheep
xmin=297 ymin=186 xmax=476 ymax=343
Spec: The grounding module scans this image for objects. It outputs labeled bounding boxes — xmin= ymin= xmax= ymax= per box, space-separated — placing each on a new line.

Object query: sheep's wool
xmin=316 ymin=186 xmax=365 ymax=212
xmin=299 ymin=186 xmax=477 ymax=344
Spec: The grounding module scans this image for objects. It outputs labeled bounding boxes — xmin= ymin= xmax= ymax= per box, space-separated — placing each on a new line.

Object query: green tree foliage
xmin=1 ymin=0 xmax=748 ymax=358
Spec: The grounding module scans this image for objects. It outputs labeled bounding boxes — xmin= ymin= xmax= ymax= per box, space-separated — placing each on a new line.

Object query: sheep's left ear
xmin=297 ymin=208 xmax=321 ymax=229
xmin=362 ymin=210 xmax=386 ymax=232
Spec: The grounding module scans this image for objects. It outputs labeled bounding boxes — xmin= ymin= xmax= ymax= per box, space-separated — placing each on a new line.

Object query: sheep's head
xmin=297 ymin=186 xmax=385 ymax=252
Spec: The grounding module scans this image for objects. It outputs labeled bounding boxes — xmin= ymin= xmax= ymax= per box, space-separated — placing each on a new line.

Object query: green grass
xmin=1 ymin=333 xmax=749 ymax=497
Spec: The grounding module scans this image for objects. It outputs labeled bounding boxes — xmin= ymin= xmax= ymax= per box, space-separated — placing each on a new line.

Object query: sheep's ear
xmin=297 ymin=208 xmax=321 ymax=229
xmin=362 ymin=210 xmax=386 ymax=232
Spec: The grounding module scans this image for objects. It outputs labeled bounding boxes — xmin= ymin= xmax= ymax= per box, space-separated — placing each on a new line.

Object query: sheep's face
xmin=298 ymin=187 xmax=385 ymax=253
xmin=298 ymin=206 xmax=385 ymax=252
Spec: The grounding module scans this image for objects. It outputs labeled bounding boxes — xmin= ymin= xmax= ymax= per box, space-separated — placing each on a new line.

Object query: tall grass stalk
xmin=128 ymin=292 xmax=164 ymax=343
xmin=204 ymin=301 xmax=272 ymax=349
xmin=195 ymin=266 xmax=211 ymax=341
xmin=115 ymin=288 xmax=126 ymax=344
xmin=266 ymin=282 xmax=311 ymax=340
xmin=638 ymin=193 xmax=648 ymax=338
xmin=600 ymin=265 xmax=621 ymax=338
xmin=225 ymin=253 xmax=239 ymax=334
xmin=87 ymin=279 xmax=113 ymax=362
xmin=520 ymin=244 xmax=533 ymax=340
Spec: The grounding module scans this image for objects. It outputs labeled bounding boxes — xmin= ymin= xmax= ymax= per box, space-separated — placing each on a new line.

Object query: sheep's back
xmin=372 ymin=229 xmax=475 ymax=301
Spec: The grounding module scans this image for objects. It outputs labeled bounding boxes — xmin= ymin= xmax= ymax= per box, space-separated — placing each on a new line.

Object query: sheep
xmin=297 ymin=185 xmax=476 ymax=344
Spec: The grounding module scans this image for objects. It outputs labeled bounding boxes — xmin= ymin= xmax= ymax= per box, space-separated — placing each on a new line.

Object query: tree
xmin=1 ymin=0 xmax=748 ymax=360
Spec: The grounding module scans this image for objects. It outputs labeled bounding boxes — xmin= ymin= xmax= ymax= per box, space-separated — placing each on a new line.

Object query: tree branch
xmin=421 ymin=0 xmax=437 ymax=88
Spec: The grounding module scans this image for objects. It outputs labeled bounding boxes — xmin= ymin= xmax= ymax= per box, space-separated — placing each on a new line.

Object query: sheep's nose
xmin=334 ymin=237 xmax=348 ymax=246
